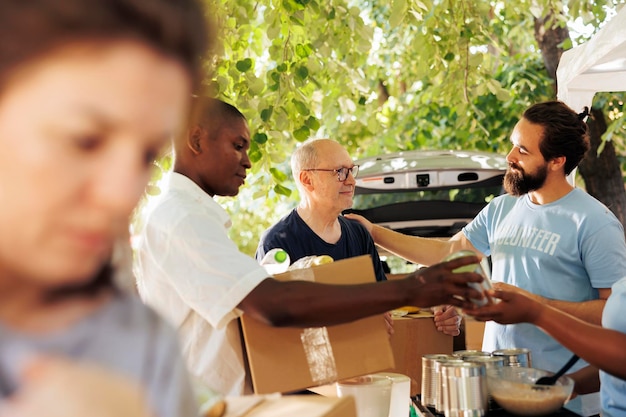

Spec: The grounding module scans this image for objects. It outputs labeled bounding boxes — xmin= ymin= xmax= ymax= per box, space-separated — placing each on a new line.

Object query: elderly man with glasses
xmin=256 ymin=139 xmax=463 ymax=336
xmin=255 ymin=138 xmax=387 ymax=281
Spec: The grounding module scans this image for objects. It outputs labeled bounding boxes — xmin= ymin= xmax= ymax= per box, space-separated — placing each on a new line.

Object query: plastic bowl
xmin=487 ymin=367 xmax=574 ymax=416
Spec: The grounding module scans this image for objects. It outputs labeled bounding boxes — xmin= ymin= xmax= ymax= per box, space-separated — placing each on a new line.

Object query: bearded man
xmin=346 ymin=101 xmax=626 ymax=417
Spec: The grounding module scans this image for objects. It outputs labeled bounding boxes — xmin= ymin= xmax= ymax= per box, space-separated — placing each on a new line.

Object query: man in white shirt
xmin=133 ymin=97 xmax=485 ymax=395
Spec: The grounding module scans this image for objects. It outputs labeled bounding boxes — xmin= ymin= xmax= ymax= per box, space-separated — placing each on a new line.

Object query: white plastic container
xmin=376 ymin=372 xmax=411 ymax=417
xmin=260 ymin=248 xmax=290 ymax=275
xmin=336 ymin=374 xmax=392 ymax=417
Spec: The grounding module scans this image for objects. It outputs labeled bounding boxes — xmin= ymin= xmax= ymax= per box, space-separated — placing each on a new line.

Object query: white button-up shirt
xmin=134 ymin=173 xmax=269 ymax=395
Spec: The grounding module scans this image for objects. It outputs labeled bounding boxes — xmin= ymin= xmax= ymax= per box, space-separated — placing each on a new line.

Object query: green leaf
xmin=305 ymin=116 xmax=320 ymax=130
xmin=274 ymin=109 xmax=289 ymax=130
xmin=267 ymin=22 xmax=280 ymax=39
xmin=495 ymin=89 xmax=510 ymax=102
xmin=253 ymin=132 xmax=268 ymax=144
xmin=468 ymin=53 xmax=483 ymax=67
xmin=270 ymin=167 xmax=287 ymax=181
xmin=225 ymin=17 xmax=237 ymax=29
xmin=293 ymin=99 xmax=310 ymax=116
xmin=260 ymin=106 xmax=273 ymax=122
xmin=389 ymin=0 xmax=408 ymax=28
xmin=235 ymin=58 xmax=253 ymax=72
xmin=274 ymin=183 xmax=292 ymax=197
xmin=281 ymin=0 xmax=293 ymax=12
xmin=444 ymin=52 xmax=455 ymax=62
xmin=216 ymin=75 xmax=230 ymax=94
xmin=295 ymin=65 xmax=309 ymax=81
xmin=559 ymin=38 xmax=573 ymax=50
xmin=293 ymin=125 xmax=310 ymax=141
xmin=289 ymin=15 xmax=305 ymax=26
xmin=284 ymin=0 xmax=305 ymax=11
xmin=248 ymin=145 xmax=263 ymax=163
xmin=295 ymin=43 xmax=312 ymax=58
xmin=247 ymin=76 xmax=265 ymax=95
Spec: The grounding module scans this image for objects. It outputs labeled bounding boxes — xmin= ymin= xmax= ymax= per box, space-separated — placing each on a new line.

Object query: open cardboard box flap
xmin=223 ymin=395 xmax=357 ymax=417
xmin=240 ymin=255 xmax=395 ymax=394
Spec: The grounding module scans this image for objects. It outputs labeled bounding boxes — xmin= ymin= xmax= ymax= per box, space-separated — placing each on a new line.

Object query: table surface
xmin=412 ymin=397 xmax=582 ymax=417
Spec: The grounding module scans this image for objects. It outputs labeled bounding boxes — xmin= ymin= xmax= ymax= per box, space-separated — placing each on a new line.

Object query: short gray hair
xmin=291 ymin=139 xmax=326 ymax=190
xmin=291 ymin=138 xmax=338 ymax=191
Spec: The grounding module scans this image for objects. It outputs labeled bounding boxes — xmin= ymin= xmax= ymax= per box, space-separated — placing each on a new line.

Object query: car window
xmin=352 ymin=183 xmax=503 ymax=210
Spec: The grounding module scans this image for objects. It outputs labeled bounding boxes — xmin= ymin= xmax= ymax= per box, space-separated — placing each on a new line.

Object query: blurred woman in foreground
xmin=466 ymin=279 xmax=626 ymax=417
xmin=0 ymin=0 xmax=210 ymax=415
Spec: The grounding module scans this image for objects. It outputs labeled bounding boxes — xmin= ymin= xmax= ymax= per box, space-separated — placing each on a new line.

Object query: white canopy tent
xmin=557 ymin=6 xmax=626 ymax=111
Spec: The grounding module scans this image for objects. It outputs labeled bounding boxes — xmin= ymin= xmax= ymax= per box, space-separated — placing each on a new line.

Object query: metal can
xmin=452 ymin=350 xmax=492 ymax=360
xmin=440 ymin=362 xmax=488 ymax=417
xmin=421 ymin=354 xmax=456 ymax=408
xmin=463 ymin=355 xmax=506 ymax=372
xmin=433 ymin=357 xmax=465 ymax=413
xmin=443 ymin=250 xmax=493 ymax=306
xmin=492 ymin=348 xmax=532 ymax=368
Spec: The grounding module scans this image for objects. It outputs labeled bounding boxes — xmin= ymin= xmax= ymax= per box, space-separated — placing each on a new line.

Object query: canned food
xmin=433 ymin=357 xmax=465 ymax=413
xmin=452 ymin=350 xmax=492 ymax=360
xmin=463 ymin=355 xmax=506 ymax=372
xmin=440 ymin=362 xmax=488 ymax=417
xmin=443 ymin=250 xmax=493 ymax=306
xmin=492 ymin=348 xmax=532 ymax=367
xmin=421 ymin=354 xmax=455 ymax=408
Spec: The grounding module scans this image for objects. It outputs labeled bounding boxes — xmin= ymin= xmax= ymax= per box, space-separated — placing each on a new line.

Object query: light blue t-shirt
xmin=463 ymin=188 xmax=626 ymax=415
xmin=600 ymin=277 xmax=626 ymax=417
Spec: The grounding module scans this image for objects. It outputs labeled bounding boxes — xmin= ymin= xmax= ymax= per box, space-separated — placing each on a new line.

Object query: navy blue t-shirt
xmin=256 ymin=209 xmax=387 ymax=282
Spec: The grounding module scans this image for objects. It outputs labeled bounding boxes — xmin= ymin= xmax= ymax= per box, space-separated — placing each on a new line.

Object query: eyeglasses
xmin=303 ymin=165 xmax=360 ymax=182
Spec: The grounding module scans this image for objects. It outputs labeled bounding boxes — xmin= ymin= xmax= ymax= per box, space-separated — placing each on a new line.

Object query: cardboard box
xmin=240 ymin=256 xmax=395 ymax=394
xmin=388 ymin=312 xmax=453 ymax=396
xmin=464 ymin=316 xmax=486 ymax=351
xmin=223 ymin=395 xmax=357 ymax=417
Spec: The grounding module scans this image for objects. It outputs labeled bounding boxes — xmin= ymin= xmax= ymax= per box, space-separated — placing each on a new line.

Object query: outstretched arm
xmin=466 ymin=288 xmax=626 ymax=380
xmin=344 ymin=213 xmax=479 ymax=266
xmin=491 ymin=282 xmax=609 ymax=326
xmin=240 ymin=255 xmax=485 ymax=328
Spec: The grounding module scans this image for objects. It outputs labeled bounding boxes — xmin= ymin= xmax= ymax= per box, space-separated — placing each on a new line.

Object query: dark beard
xmin=503 ymin=163 xmax=548 ymax=196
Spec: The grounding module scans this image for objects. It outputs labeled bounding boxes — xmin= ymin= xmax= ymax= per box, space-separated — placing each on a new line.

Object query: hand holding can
xmin=443 ymin=251 xmax=494 ymax=306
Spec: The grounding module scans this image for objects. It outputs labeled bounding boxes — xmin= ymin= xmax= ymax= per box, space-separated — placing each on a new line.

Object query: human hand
xmin=463 ymin=285 xmax=543 ymax=325
xmin=407 ymin=255 xmax=484 ymax=309
xmin=0 ymin=355 xmax=154 ymax=417
xmin=343 ymin=213 xmax=373 ymax=234
xmin=432 ymin=305 xmax=462 ymax=336
xmin=491 ymin=282 xmax=543 ymax=302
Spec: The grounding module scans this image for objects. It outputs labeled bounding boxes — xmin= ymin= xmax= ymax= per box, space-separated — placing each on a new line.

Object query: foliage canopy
xmin=191 ymin=0 xmax=625 ymax=255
